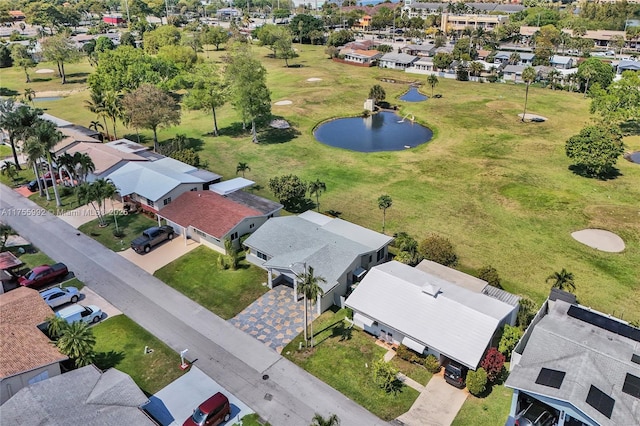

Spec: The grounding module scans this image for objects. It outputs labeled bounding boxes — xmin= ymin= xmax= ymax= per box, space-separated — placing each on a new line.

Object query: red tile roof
xmin=0 ymin=251 xmax=22 ymax=270
xmin=159 ymin=191 xmax=263 ymax=239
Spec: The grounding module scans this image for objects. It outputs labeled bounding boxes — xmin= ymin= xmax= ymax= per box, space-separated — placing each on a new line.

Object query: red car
xmin=18 ymin=263 xmax=69 ymax=288
xmin=183 ymin=392 xmax=231 ymax=426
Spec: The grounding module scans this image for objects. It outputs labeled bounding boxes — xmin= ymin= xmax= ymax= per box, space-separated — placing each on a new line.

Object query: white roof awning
xmin=354 ymin=267 xmax=367 ymax=279
xmin=209 ymin=177 xmax=255 ymax=195
xmin=402 ymin=336 xmax=426 ymax=354
xmin=354 ymin=313 xmax=374 ymax=328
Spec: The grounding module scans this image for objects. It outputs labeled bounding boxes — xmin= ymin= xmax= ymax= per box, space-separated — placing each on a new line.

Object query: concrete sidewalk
xmin=0 ymin=184 xmax=387 ymax=426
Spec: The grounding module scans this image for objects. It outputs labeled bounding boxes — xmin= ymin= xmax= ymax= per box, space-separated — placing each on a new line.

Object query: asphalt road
xmin=0 ymin=184 xmax=388 ymax=426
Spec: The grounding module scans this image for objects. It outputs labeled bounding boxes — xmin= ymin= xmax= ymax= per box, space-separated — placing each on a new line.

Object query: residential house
xmin=503 ymin=64 xmax=526 ymax=82
xmin=378 ymin=52 xmax=419 ymax=70
xmin=53 ymin=128 xmax=102 ymax=156
xmin=519 ymin=52 xmax=535 ymax=65
xmin=339 ymin=48 xmax=382 ymax=66
xmin=353 ymin=15 xmax=372 ymax=31
xmin=346 ymin=261 xmax=519 ymax=369
xmin=617 ymin=59 xmax=640 ymax=73
xmin=106 ymin=157 xmax=221 ymax=213
xmin=550 ymin=55 xmax=574 ymax=69
xmin=343 ymin=40 xmax=379 ymax=51
xmin=0 ymin=365 xmax=156 ymax=424
xmin=400 ymin=43 xmax=436 ymax=57
xmin=505 ymin=291 xmax=640 ymax=426
xmin=493 ymin=51 xmax=534 ymax=65
xmin=0 ymin=288 xmax=67 ymax=404
xmin=63 ymin=142 xmax=148 ymax=181
xmin=243 ymin=210 xmax=394 ymax=314
xmin=159 ymin=187 xmax=282 ymax=253
xmin=406 ymin=58 xmax=436 ymax=74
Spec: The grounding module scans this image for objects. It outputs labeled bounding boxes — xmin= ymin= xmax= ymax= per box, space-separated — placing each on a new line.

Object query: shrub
xmin=517 ymin=296 xmax=538 ymax=330
xmin=112 ymin=228 xmax=125 ymax=238
xmin=480 ymin=347 xmax=505 ymax=383
xmin=59 ymin=186 xmax=73 ymax=197
xmin=396 ymin=344 xmax=413 ymax=361
xmin=372 ymin=359 xmax=400 ymax=393
xmin=498 ymin=324 xmax=523 ymax=357
xmin=466 ymin=368 xmax=487 ymax=396
xmin=478 ymin=265 xmax=501 ymax=288
xmin=423 ymin=355 xmax=441 ymax=373
xmin=418 ymin=234 xmax=458 ymax=267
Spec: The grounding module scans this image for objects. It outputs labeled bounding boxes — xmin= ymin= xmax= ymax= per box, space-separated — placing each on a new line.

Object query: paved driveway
xmin=57 ymin=199 xmax=125 ymax=228
xmin=396 ymin=373 xmax=468 ymax=426
xmin=119 ymin=237 xmax=200 ymax=274
xmin=229 ymin=286 xmax=317 ymax=354
xmin=145 ymin=366 xmax=254 ymax=426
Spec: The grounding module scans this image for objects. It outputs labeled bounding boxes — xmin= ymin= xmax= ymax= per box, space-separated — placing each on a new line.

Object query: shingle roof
xmin=159 ymin=191 xmax=264 ymax=239
xmin=505 ymin=300 xmax=640 ymax=425
xmin=346 ymin=261 xmax=516 ymax=369
xmin=0 ymin=365 xmax=154 ymax=425
xmin=225 ymin=191 xmax=282 ymax=215
xmin=0 ymin=288 xmax=66 ymax=379
xmin=380 ymin=52 xmax=418 ymax=64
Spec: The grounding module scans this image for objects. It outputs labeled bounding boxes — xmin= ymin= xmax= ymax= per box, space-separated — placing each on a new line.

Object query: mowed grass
xmin=9 ymin=46 xmax=640 ymax=323
xmin=452 ymin=383 xmax=513 ymax=426
xmin=92 ymin=315 xmax=186 ymax=395
xmin=283 ymin=309 xmax=420 ymax=420
xmin=78 ymin=212 xmax=157 ymax=252
xmin=153 ymin=246 xmax=268 ymax=319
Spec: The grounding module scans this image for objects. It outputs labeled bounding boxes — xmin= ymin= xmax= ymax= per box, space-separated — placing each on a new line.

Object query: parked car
xmin=515 ymin=402 xmax=556 ymax=426
xmin=26 ymin=177 xmax=54 ymax=192
xmin=40 ymin=286 xmax=80 ymax=308
xmin=19 ymin=263 xmax=69 ymax=288
xmin=131 ymin=225 xmax=175 ymax=254
xmin=56 ymin=304 xmax=103 ymax=325
xmin=443 ymin=361 xmax=467 ymax=388
xmin=183 ymin=392 xmax=231 ymax=426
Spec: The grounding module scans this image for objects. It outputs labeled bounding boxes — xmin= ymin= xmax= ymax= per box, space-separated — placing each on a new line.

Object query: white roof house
xmin=346 ymin=261 xmax=518 ymax=369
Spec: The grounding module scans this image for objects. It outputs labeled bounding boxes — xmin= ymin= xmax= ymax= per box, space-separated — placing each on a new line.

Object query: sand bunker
xmin=35 ymin=68 xmax=54 ymax=74
xmin=571 ymin=229 xmax=625 ymax=253
xmin=307 ymin=78 xmax=322 ymax=82
xmin=274 ymin=100 xmax=293 ymax=106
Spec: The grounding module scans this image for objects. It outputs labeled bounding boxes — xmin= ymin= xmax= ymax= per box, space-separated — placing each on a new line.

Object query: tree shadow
xmin=94 ymin=350 xmax=126 ymax=370
xmin=324 ymin=210 xmax=342 ymax=218
xmin=568 ymin=164 xmax=622 ymax=181
xmin=121 ymin=133 xmax=149 ymax=145
xmin=619 ymin=120 xmax=640 ymax=136
xmin=222 ymin=122 xmax=251 ymax=138
xmin=282 ymin=198 xmax=314 ymax=213
xmin=63 ymin=72 xmax=90 ymax=84
xmin=258 ymin=127 xmax=301 ymax=145
xmin=330 ymin=321 xmax=353 ymax=342
xmin=0 ymin=88 xmax=19 ymax=96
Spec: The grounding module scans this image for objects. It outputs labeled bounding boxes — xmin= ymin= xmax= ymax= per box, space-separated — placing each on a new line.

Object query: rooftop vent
xmin=421 ymin=283 xmax=440 ymax=297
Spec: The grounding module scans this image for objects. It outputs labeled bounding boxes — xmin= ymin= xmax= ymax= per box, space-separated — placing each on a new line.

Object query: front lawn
xmin=390 ymin=356 xmax=433 ymax=386
xmin=78 ymin=212 xmax=157 ymax=252
xmin=28 ymin=185 xmax=80 ymax=210
xmin=92 ymin=315 xmax=186 ymax=395
xmin=154 ymin=246 xmax=268 ymax=319
xmin=452 ymin=366 xmax=513 ymax=426
xmin=283 ymin=309 xmax=420 ymax=421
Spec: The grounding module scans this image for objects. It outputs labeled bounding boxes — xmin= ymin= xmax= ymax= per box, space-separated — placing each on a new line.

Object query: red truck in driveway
xmin=19 ymin=263 xmax=69 ymax=288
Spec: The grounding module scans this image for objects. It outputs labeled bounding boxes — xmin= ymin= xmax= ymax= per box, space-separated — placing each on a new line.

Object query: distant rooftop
xmin=209 ymin=177 xmax=254 ymax=195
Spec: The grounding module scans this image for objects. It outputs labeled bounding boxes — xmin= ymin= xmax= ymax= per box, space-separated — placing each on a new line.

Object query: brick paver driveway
xmin=229 ymin=285 xmax=318 ymax=354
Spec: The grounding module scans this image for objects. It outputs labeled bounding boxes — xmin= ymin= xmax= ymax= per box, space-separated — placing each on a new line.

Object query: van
xmin=444 ymin=361 xmax=467 ymax=388
xmin=183 ymin=392 xmax=231 ymax=426
xmin=56 ymin=304 xmax=103 ymax=325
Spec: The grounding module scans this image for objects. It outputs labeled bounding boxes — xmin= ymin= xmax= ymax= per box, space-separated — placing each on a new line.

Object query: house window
xmin=146 ymin=198 xmax=154 ymax=208
xmin=376 ymin=248 xmax=384 ymax=262
xmin=249 ymin=223 xmax=255 ymax=229
xmin=257 ymin=251 xmax=267 ymax=260
xmin=230 ymin=232 xmax=238 ymax=240
xmin=163 ymin=197 xmax=171 ymax=206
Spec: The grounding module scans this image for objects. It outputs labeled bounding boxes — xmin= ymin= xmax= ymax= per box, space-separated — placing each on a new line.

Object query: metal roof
xmin=345 ymin=261 xmax=516 ymax=369
xmin=210 ymin=177 xmax=255 ymax=195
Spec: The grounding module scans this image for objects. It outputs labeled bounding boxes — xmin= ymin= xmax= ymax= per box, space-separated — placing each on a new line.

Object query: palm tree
xmin=85 ymin=89 xmax=109 ymax=140
xmin=88 ymin=120 xmax=104 ymax=138
xmin=103 ymin=91 xmax=122 ymax=139
xmin=308 ymin=179 xmax=326 ymax=213
xmin=508 ymin=52 xmax=521 ymax=65
xmin=377 ymin=194 xmax=393 ymax=234
xmin=236 ymin=162 xmax=251 ymax=178
xmin=426 ymin=74 xmax=438 ymax=97
xmin=546 ymin=268 xmax=576 ymax=293
xmin=30 ymin=119 xmax=63 ymax=206
xmin=46 ymin=315 xmax=68 ymax=339
xmin=310 ymin=413 xmax=340 ymax=426
xmin=23 ymin=88 xmax=36 ymax=104
xmin=0 ymin=100 xmax=42 ymax=170
xmin=0 ymin=161 xmax=19 ymax=184
xmin=22 ymin=137 xmax=46 ymax=197
xmin=56 ymin=321 xmax=96 ymax=367
xmin=75 ymin=153 xmax=95 ymax=184
xmin=55 ymin=152 xmax=76 ymax=186
xmin=521 ymin=66 xmax=537 ymax=123
xmin=76 ymin=179 xmax=116 ymax=226
xmin=547 ymin=69 xmax=561 ymax=91
xmin=469 ymin=61 xmax=484 ymax=78
xmin=297 ymin=266 xmax=326 ymax=348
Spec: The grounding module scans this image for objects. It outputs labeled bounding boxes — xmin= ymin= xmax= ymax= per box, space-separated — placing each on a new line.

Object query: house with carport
xmin=378 ymin=52 xmax=419 ymax=70
xmin=243 ymin=210 xmax=394 ymax=314
xmin=0 ymin=287 xmax=67 ymax=404
xmin=105 ymin=157 xmax=221 ymax=213
xmin=62 ymin=142 xmax=148 ymax=181
xmin=505 ymin=290 xmax=640 ymax=426
xmin=346 ymin=260 xmax=520 ymax=370
xmin=158 ymin=184 xmax=282 ymax=253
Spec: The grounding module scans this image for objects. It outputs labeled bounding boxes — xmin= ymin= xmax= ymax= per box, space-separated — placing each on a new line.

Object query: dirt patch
xmin=35 ymin=89 xmax=85 ymax=98
xmin=571 ymin=229 xmax=625 ymax=253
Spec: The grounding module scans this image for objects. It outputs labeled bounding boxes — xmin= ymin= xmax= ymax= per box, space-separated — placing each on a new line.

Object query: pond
xmin=314 ymin=111 xmax=433 ymax=152
xmin=628 ymin=151 xmax=640 ymax=164
xmin=33 ymin=96 xmax=64 ymax=102
xmin=399 ymin=87 xmax=428 ymax=102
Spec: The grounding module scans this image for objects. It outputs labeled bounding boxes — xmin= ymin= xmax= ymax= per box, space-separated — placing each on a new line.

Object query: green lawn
xmin=92 ymin=315 xmax=186 ymax=395
xmin=60 ymin=277 xmax=84 ymax=290
xmin=390 ymin=356 xmax=433 ymax=386
xmin=154 ymin=246 xmax=268 ymax=319
xmin=15 ymin=249 xmax=54 ymax=269
xmin=28 ymin=185 xmax=80 ymax=210
xmin=4 ymin=45 xmax=639 ymax=323
xmin=233 ymin=414 xmax=271 ymax=426
xmin=283 ymin=309 xmax=420 ymax=421
xmin=78 ymin=212 xmax=157 ymax=252
xmin=452 ymin=383 xmax=513 ymax=426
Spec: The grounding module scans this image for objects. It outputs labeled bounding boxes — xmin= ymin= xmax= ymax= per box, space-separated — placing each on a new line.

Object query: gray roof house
xmin=550 ymin=55 xmax=574 ymax=69
xmin=243 ymin=210 xmax=393 ymax=314
xmin=617 ymin=59 xmax=640 ymax=73
xmin=0 ymin=365 xmax=156 ymax=425
xmin=503 ymin=64 xmax=526 ymax=82
xmin=378 ymin=52 xmax=419 ymax=69
xmin=505 ymin=294 xmax=640 ymax=426
xmin=346 ymin=261 xmax=519 ymax=369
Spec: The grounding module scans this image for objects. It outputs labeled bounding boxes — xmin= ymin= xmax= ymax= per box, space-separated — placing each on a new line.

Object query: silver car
xmin=40 ymin=286 xmax=80 ymax=308
xmin=515 ymin=402 xmax=556 ymax=426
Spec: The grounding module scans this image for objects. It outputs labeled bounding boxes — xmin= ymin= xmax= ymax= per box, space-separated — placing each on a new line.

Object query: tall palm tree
xmin=85 ymin=89 xmax=109 ymax=140
xmin=76 ymin=153 xmax=95 ymax=184
xmin=310 ymin=413 xmax=340 ymax=426
xmin=0 ymin=100 xmax=42 ymax=170
xmin=76 ymin=179 xmax=116 ymax=226
xmin=56 ymin=321 xmax=96 ymax=367
xmin=88 ymin=120 xmax=104 ymax=138
xmin=103 ymin=91 xmax=122 ymax=139
xmin=469 ymin=61 xmax=484 ymax=78
xmin=0 ymin=161 xmax=19 ymax=184
xmin=521 ymin=66 xmax=537 ymax=122
xmin=546 ymin=268 xmax=576 ymax=293
xmin=30 ymin=119 xmax=63 ymax=206
xmin=236 ymin=162 xmax=251 ymax=178
xmin=426 ymin=74 xmax=438 ymax=97
xmin=55 ymin=152 xmax=76 ymax=186
xmin=297 ymin=266 xmax=326 ymax=348
xmin=22 ymin=137 xmax=47 ymax=197
xmin=547 ymin=69 xmax=561 ymax=91
xmin=377 ymin=194 xmax=393 ymax=234
xmin=23 ymin=88 xmax=36 ymax=104
xmin=309 ymin=179 xmax=326 ymax=213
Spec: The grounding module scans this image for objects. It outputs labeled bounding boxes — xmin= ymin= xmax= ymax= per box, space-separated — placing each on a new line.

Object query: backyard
xmin=283 ymin=308 xmax=420 ymax=421
xmin=2 ymin=44 xmax=637 ymax=325
xmin=153 ymin=246 xmax=268 ymax=319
